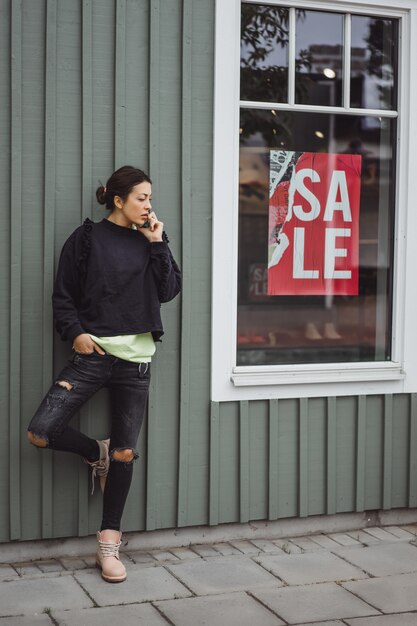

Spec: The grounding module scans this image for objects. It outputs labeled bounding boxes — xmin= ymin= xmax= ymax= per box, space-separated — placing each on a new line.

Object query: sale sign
xmin=268 ymin=151 xmax=362 ymax=296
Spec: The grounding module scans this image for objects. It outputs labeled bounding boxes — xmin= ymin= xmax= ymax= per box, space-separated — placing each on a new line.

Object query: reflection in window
xmin=238 ymin=110 xmax=396 ymax=365
xmin=240 ymin=3 xmax=289 ymax=102
xmin=295 ymin=10 xmax=344 ymax=106
xmin=350 ymin=16 xmax=398 ymax=110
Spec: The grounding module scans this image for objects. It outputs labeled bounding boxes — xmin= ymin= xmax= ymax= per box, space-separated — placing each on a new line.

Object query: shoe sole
xmin=95 ymin=560 xmax=127 ymax=583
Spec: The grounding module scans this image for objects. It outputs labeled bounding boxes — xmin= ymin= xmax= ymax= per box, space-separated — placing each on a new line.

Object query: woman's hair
xmin=96 ymin=165 xmax=152 ymax=210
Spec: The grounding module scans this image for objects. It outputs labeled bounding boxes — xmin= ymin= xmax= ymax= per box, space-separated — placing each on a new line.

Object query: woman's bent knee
xmin=27 ymin=431 xmax=49 ymax=448
xmin=110 ymin=448 xmax=137 ymax=463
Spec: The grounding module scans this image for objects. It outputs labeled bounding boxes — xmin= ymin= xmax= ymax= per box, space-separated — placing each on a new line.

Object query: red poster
xmin=268 ymin=151 xmax=362 ymax=296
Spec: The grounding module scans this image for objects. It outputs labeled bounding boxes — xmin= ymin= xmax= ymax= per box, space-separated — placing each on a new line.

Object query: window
xmin=212 ymin=0 xmax=417 ymax=401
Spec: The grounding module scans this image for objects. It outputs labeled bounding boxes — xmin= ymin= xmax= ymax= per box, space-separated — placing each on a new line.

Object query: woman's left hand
xmin=139 ymin=211 xmax=163 ymax=242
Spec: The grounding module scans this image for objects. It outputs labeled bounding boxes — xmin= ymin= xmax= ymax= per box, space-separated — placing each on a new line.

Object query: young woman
xmin=27 ymin=166 xmax=181 ymax=583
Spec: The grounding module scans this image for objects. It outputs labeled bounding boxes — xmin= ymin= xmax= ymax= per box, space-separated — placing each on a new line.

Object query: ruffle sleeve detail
xmin=78 ymin=217 xmax=94 ymax=280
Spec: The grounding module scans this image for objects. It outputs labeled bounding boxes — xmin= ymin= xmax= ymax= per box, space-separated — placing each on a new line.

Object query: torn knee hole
xmin=56 ymin=380 xmax=73 ymax=391
xmin=111 ymin=448 xmax=135 ymax=463
xmin=27 ymin=431 xmax=49 ymax=448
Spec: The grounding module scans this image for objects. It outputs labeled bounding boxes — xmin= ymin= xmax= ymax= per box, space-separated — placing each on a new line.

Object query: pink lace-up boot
xmin=96 ymin=530 xmax=127 ymax=583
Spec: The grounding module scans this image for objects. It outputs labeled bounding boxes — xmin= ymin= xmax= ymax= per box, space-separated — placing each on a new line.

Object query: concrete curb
xmin=2 ymin=508 xmax=417 ymax=563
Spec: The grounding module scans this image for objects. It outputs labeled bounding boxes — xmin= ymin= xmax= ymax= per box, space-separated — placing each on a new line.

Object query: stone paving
xmin=1 ymin=525 xmax=417 ymax=625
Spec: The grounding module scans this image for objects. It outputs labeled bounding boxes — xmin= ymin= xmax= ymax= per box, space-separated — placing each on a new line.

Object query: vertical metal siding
xmin=1 ymin=0 xmax=417 ymax=544
xmin=9 ymin=0 xmax=23 ymax=541
xmin=239 ymin=401 xmax=250 ymax=523
xmin=383 ymin=394 xmax=393 ymax=509
xmin=0 ymin=0 xmax=11 ymax=541
xmin=268 ymin=399 xmax=279 ymax=520
xmin=79 ymin=0 xmax=93 ymax=537
xmin=213 ymin=395 xmax=417 ymax=525
xmin=177 ymin=0 xmax=193 ymax=529
xmin=409 ymin=394 xmax=417 ymax=507
xmin=356 ymin=395 xmax=367 ymax=511
xmin=308 ymin=398 xmax=326 ymax=516
xmin=41 ymin=0 xmax=56 ymax=540
xmin=326 ymin=397 xmax=337 ymax=515
xmin=299 ymin=398 xmax=309 ymax=517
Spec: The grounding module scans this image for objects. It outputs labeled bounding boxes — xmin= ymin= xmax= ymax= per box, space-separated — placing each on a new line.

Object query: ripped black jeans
xmin=27 ymin=352 xmax=150 ymax=531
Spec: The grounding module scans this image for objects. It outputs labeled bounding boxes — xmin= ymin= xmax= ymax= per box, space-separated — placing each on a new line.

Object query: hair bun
xmin=96 ymin=185 xmax=106 ymax=205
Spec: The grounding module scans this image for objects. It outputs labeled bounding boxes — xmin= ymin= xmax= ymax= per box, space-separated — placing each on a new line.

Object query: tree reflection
xmin=364 ymin=19 xmax=397 ymax=109
xmin=240 ymin=6 xmax=309 ymax=105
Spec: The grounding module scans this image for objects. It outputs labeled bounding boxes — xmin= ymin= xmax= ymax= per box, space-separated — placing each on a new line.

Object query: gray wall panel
xmin=336 ymin=397 xmax=357 ymax=513
xmin=365 ymin=395 xmax=384 ymax=511
xmin=0 ymin=0 xmax=11 ymax=542
xmin=392 ymin=395 xmax=409 ymax=507
xmin=0 ymin=0 xmax=415 ymax=544
xmin=20 ymin=0 xmax=47 ymax=541
xmin=308 ymin=398 xmax=326 ymax=516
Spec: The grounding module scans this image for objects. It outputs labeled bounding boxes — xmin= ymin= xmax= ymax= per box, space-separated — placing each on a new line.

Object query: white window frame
xmin=211 ymin=0 xmax=417 ymax=401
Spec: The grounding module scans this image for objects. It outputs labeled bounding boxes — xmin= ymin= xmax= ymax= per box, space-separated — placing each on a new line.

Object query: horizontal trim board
xmin=232 ymin=364 xmax=405 ymax=386
xmin=242 ymin=0 xmax=411 ymax=17
xmin=239 ymin=102 xmax=398 ymax=118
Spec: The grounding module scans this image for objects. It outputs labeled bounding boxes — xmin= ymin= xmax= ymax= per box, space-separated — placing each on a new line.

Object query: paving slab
xmin=211 ymin=543 xmax=242 ymax=556
xmin=11 ymin=562 xmax=43 ymax=577
xmin=60 ymin=557 xmax=89 ymax=571
xmin=345 ymin=613 xmax=417 ymax=625
xmin=336 ymin=542 xmax=417 ymax=576
xmin=289 ymin=536 xmax=324 ymax=552
xmin=250 ymin=539 xmax=285 ymax=554
xmin=254 ymin=551 xmax=368 ymax=585
xmin=170 ymin=547 xmax=201 ymax=560
xmin=52 ymin=603 xmax=170 ymax=625
xmin=0 ymin=564 xmax=18 ymax=580
xmin=75 ymin=566 xmax=192 ymax=606
xmin=342 ymin=572 xmax=417 ymax=613
xmin=165 ymin=555 xmax=281 ymax=596
xmin=229 ymin=540 xmax=263 ymax=555
xmin=251 ymin=582 xmax=379 ymax=623
xmin=0 ymin=616 xmax=53 ymax=625
xmin=0 ymin=576 xmax=93 ymax=617
xmin=191 ymin=544 xmax=219 ymax=558
xmin=346 ymin=530 xmax=382 ymax=546
xmin=124 ymin=551 xmax=158 ymax=567
xmin=35 ymin=559 xmax=65 ymax=573
xmin=149 ymin=550 xmax=180 ymax=563
xmin=361 ymin=527 xmax=399 ymax=542
xmin=328 ymin=533 xmax=362 ymax=547
xmin=155 ymin=591 xmax=285 ymax=626
xmin=384 ymin=526 xmax=415 ymax=540
xmin=310 ymin=534 xmax=345 ymax=550
xmin=296 ymin=622 xmax=345 ymax=626
xmin=400 ymin=525 xmax=417 ymax=535
xmin=272 ymin=540 xmax=303 ymax=554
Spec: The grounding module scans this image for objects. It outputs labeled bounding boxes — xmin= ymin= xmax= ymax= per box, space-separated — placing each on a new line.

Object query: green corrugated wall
xmin=1 ymin=0 xmax=416 ymax=544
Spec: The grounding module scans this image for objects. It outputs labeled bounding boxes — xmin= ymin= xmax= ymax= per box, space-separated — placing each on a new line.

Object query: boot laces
xmin=83 ymin=441 xmax=109 ymax=494
xmin=90 ymin=460 xmax=106 ymax=494
xmin=98 ymin=539 xmax=122 ymax=559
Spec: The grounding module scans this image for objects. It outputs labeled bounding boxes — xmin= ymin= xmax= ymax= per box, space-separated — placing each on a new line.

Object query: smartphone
xmin=139 ymin=219 xmax=150 ymax=228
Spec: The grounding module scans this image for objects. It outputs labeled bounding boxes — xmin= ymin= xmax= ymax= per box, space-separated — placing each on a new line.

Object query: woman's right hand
xmin=73 ymin=333 xmax=105 ymax=355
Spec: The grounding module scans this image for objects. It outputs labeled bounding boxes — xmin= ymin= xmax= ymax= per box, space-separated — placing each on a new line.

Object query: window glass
xmin=240 ymin=3 xmax=289 ymax=102
xmin=350 ymin=16 xmax=398 ymax=110
xmin=295 ymin=10 xmax=344 ymax=107
xmin=238 ymin=109 xmax=396 ymax=365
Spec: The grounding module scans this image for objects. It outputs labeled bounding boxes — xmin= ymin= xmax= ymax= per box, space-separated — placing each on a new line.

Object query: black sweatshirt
xmin=52 ymin=218 xmax=181 ymax=343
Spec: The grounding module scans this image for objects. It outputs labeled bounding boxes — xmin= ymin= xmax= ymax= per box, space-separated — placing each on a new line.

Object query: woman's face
xmin=114 ymin=182 xmax=152 ymax=227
